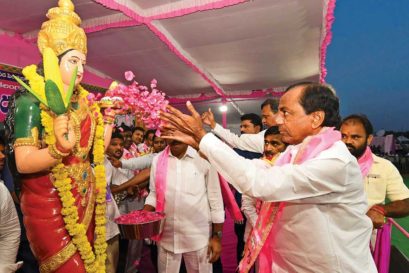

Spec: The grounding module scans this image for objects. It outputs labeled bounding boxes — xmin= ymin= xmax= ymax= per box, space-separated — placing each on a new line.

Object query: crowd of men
xmin=1 ymin=82 xmax=409 ymax=273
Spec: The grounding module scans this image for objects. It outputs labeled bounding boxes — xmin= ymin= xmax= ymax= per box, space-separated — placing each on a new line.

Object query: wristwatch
xmin=212 ymin=231 xmax=222 ymax=239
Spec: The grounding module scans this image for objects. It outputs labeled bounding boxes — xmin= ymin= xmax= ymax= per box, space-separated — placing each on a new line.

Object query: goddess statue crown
xmin=37 ymin=0 xmax=87 ymax=56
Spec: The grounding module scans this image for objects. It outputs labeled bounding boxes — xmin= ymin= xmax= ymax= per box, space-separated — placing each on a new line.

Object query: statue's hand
xmin=54 ymin=114 xmax=76 ymax=152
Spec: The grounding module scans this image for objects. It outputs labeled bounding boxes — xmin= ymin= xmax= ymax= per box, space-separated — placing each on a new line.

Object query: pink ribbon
xmin=357 ymin=146 xmax=374 ymax=177
xmin=372 ymin=221 xmax=392 ymax=273
xmin=152 ymin=146 xmax=170 ymax=241
xmin=218 ymin=174 xmax=244 ymax=222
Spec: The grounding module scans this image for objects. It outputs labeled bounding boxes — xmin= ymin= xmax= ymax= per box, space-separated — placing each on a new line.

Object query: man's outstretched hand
xmin=201 ymin=108 xmax=216 ymax=129
xmin=160 ymin=101 xmax=207 ymax=150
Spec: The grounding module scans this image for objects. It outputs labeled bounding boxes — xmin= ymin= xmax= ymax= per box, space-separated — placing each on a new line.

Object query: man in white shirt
xmin=0 ymin=140 xmax=21 ymax=273
xmin=340 ymin=114 xmax=409 ymax=228
xmin=104 ymin=154 xmax=121 ymax=273
xmin=144 ymin=140 xmax=224 ymax=273
xmin=160 ymin=82 xmax=377 ymax=273
xmin=107 ymin=132 xmax=146 ymax=273
xmin=201 ymin=99 xmax=279 ymax=153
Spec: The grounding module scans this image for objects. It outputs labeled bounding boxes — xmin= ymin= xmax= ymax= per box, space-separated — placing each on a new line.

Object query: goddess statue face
xmin=59 ymin=49 xmax=86 ymax=88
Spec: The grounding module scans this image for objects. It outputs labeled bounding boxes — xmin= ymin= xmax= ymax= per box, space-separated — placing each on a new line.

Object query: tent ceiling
xmin=1 ymin=0 xmax=330 ymax=125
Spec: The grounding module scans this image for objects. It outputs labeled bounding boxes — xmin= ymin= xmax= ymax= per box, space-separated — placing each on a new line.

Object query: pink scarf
xmin=239 ymin=127 xmax=341 ymax=273
xmin=152 ymin=146 xmax=170 ymax=241
xmin=122 ymin=148 xmax=134 ymax=160
xmin=358 ymin=147 xmax=389 ymax=273
xmin=357 ymin=146 xmax=374 ymax=177
xmin=218 ymin=175 xmax=244 ymax=223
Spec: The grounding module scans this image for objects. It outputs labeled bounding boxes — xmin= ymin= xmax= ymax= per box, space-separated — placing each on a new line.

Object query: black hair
xmin=111 ymin=132 xmax=124 ymax=141
xmin=286 ymin=82 xmax=340 ymax=128
xmin=151 ymin=130 xmax=161 ymax=142
xmin=144 ymin=129 xmax=156 ymax=141
xmin=132 ymin=126 xmax=145 ymax=134
xmin=264 ymin=126 xmax=280 ymax=137
xmin=341 ymin=114 xmax=374 ymax=136
xmin=119 ymin=125 xmax=132 ymax=133
xmin=240 ymin=113 xmax=262 ymax=128
xmin=261 ymin=98 xmax=279 ymax=112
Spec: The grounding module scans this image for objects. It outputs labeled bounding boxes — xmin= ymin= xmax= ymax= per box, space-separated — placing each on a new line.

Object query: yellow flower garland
xmin=23 ymin=61 xmax=108 ymax=273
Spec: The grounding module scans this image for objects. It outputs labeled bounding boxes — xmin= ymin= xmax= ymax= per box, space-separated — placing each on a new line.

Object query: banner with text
xmin=0 ymin=67 xmax=23 ymax=121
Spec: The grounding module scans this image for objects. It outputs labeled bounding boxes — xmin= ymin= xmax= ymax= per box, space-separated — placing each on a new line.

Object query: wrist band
xmin=370 ymin=205 xmax=385 ymax=216
xmin=103 ymin=115 xmax=115 ymax=125
xmin=48 ymin=144 xmax=70 ymax=159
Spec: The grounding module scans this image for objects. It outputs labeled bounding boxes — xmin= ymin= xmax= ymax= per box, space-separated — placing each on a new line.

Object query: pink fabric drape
xmin=372 ymin=220 xmax=392 ymax=273
xmin=357 ymin=146 xmax=374 ymax=177
xmin=218 ymin=175 xmax=244 ymax=222
xmin=153 ymin=146 xmax=170 ymax=240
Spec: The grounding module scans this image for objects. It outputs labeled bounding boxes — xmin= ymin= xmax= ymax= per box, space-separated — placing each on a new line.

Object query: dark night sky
xmin=326 ymin=0 xmax=409 ymax=131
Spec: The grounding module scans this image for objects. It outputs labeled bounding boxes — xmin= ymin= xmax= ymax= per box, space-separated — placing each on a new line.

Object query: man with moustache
xmin=129 ymin=127 xmax=145 ymax=157
xmin=119 ymin=125 xmax=135 ymax=159
xmin=241 ymin=126 xmax=287 ymax=272
xmin=340 ymin=114 xmax=409 ymax=229
xmin=160 ymin=82 xmax=377 ymax=273
xmin=239 ymin=113 xmax=263 ymax=135
xmin=106 ymin=132 xmax=146 ymax=273
xmin=228 ymin=113 xmax=263 ymax=265
xmin=202 ymin=99 xmax=278 ymax=153
xmin=144 ymin=140 xmax=224 ymax=273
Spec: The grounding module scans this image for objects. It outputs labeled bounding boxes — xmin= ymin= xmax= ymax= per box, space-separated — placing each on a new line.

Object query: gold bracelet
xmin=103 ymin=116 xmax=115 ymax=125
xmin=48 ymin=144 xmax=70 ymax=159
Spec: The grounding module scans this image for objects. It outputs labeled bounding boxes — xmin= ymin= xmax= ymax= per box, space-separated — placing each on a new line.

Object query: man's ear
xmin=311 ymin=111 xmax=325 ymax=129
xmin=367 ymin=134 xmax=374 ymax=145
xmin=255 ymin=125 xmax=262 ymax=133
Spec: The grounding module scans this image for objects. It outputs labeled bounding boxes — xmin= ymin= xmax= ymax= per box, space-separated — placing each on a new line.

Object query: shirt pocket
xmin=183 ymin=170 xmax=205 ymax=196
xmin=366 ymin=174 xmax=387 ymax=205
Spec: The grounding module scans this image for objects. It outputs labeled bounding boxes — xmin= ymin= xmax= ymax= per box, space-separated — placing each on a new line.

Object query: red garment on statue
xmin=20 ymin=114 xmax=96 ymax=273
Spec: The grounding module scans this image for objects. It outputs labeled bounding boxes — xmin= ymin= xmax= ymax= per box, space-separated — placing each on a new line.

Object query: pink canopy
xmin=0 ymin=0 xmax=335 ymax=126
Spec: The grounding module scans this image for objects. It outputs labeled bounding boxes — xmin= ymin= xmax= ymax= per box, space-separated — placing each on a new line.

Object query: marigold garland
xmin=24 ymin=60 xmax=108 ymax=273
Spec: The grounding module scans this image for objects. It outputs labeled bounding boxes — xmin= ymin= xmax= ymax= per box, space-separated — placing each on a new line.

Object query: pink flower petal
xmin=124 ymin=71 xmax=135 ymax=81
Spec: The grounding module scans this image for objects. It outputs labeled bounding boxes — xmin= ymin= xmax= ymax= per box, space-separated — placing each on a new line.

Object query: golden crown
xmin=37 ymin=0 xmax=87 ymax=56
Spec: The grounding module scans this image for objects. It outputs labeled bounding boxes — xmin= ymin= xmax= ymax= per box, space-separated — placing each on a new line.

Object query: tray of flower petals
xmin=115 ymin=210 xmax=165 ymax=240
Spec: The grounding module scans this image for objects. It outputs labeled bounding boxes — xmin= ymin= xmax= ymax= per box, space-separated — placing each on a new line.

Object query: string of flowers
xmin=26 ymin=62 xmax=107 ymax=272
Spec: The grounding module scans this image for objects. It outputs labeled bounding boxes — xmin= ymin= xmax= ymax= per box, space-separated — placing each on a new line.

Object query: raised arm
xmin=110 ymin=168 xmax=150 ymax=194
xmin=202 ymin=108 xmax=264 ymax=153
xmin=200 ymin=134 xmax=351 ymax=202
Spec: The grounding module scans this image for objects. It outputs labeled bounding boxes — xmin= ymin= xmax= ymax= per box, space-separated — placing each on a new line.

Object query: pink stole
xmin=357 ymin=147 xmax=391 ymax=273
xmin=218 ymin=175 xmax=244 ymax=222
xmin=357 ymin=146 xmax=374 ymax=177
xmin=152 ymin=146 xmax=170 ymax=241
xmin=239 ymin=127 xmax=341 ymax=273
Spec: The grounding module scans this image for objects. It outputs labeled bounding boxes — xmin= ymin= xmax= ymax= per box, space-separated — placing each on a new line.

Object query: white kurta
xmin=199 ymin=133 xmax=377 ymax=273
xmin=110 ymin=158 xmax=144 ymax=214
xmin=104 ymin=158 xmax=121 ymax=241
xmin=212 ymin=123 xmax=265 ymax=153
xmin=145 ymin=146 xmax=225 ymax=254
xmin=121 ymin=153 xmax=156 ymax=171
xmin=0 ymin=182 xmax=21 ymax=273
